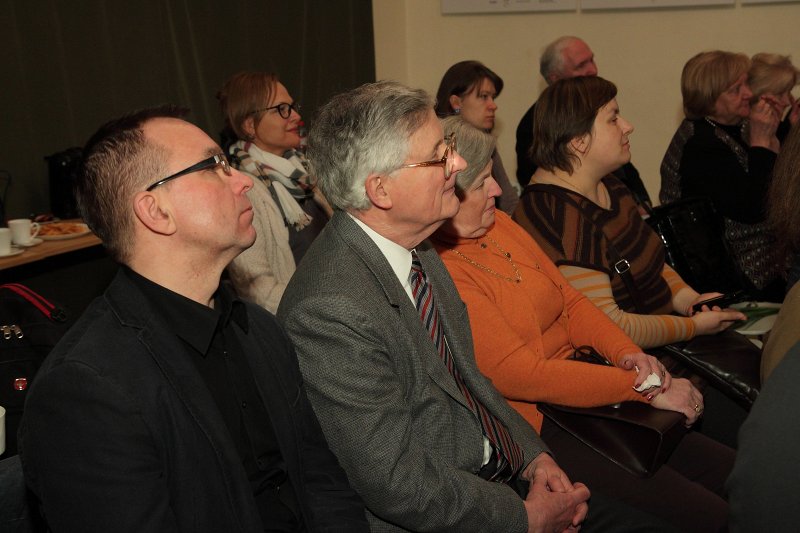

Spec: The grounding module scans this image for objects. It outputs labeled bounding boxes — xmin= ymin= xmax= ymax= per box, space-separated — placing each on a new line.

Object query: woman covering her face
xmin=434 ymin=60 xmax=520 ymax=215
xmin=429 ymin=115 xmax=734 ymax=532
xmin=748 ymin=52 xmax=800 ymax=142
xmin=660 ymin=51 xmax=785 ymax=301
xmin=218 ymin=71 xmax=332 ymax=312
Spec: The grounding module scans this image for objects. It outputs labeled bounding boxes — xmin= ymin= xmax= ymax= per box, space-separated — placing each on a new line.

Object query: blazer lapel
xmin=331 ymin=213 xmax=469 ymax=408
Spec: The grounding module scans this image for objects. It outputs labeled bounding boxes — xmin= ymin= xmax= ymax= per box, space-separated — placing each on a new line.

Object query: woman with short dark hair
xmin=514 ymin=76 xmax=743 ymax=349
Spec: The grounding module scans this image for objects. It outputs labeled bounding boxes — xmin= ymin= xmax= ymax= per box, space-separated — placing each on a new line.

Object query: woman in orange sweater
xmin=430 ymin=116 xmax=734 ymax=532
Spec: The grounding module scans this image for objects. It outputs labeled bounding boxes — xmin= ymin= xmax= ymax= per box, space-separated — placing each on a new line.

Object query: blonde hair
xmin=681 ymin=51 xmax=751 ymax=119
xmin=748 ymin=53 xmax=799 ymax=101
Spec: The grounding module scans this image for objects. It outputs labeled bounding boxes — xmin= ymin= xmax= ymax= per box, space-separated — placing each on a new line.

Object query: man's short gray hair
xmin=540 ymin=36 xmax=582 ymax=82
xmin=307 ymin=80 xmax=434 ymax=211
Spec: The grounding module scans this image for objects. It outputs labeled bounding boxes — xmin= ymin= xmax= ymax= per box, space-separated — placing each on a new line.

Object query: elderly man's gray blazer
xmin=278 ymin=211 xmax=547 ymax=533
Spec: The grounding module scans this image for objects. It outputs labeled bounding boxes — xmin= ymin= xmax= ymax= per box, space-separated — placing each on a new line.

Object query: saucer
xmin=0 ymin=247 xmax=25 ymax=258
xmin=15 ymin=237 xmax=43 ymax=248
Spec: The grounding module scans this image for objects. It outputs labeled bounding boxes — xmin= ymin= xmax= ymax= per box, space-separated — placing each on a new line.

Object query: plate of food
xmin=38 ymin=222 xmax=92 ymax=241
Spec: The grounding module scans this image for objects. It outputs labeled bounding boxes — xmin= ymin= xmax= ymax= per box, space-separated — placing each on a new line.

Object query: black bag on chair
xmin=654 ymin=329 xmax=761 ymax=410
xmin=0 ymin=284 xmax=68 ymax=457
xmin=645 ymin=197 xmax=746 ymax=295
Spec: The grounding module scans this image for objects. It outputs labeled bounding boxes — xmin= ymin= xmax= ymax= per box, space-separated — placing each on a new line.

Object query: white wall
xmin=372 ymin=0 xmax=800 ymax=202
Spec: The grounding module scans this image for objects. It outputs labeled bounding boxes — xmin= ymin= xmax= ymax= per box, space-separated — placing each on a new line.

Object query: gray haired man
xmin=275 ymin=79 xmax=681 ymax=532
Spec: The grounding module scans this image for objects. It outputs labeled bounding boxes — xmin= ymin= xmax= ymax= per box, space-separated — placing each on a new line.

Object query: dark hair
xmin=768 ymin=124 xmax=800 ymax=261
xmin=77 ymin=104 xmax=188 ymax=263
xmin=434 ymin=60 xmax=504 ymax=117
xmin=530 ymin=76 xmax=617 ymax=174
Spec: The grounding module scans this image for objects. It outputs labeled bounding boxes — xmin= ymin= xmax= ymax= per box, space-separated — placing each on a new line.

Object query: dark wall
xmin=0 ymin=0 xmax=375 ymax=218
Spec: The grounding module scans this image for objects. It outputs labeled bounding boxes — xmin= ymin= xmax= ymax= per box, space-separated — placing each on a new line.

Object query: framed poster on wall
xmin=581 ymin=0 xmax=733 ymax=9
xmin=441 ymin=0 xmax=577 ymax=14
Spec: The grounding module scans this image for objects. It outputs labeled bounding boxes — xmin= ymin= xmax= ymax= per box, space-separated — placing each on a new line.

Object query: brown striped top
xmin=513 ymin=175 xmax=672 ymax=315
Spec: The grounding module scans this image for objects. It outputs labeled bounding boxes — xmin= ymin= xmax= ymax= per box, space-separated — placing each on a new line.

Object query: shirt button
xmin=241 ymin=401 xmax=247 ymax=409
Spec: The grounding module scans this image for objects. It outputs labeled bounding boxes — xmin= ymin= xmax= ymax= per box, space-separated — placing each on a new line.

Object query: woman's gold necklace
xmin=451 ymin=235 xmax=522 ymax=283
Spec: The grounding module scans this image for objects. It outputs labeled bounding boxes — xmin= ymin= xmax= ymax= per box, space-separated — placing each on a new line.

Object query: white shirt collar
xmin=348 ymin=213 xmax=415 ymax=303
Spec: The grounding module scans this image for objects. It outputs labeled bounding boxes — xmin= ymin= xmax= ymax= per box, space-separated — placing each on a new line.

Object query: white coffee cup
xmin=0 ymin=228 xmax=11 ymax=255
xmin=8 ymin=218 xmax=40 ymax=245
xmin=0 ymin=405 xmax=6 ymax=456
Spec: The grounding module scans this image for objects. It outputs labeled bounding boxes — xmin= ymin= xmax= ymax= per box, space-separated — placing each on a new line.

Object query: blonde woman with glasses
xmin=218 ymin=72 xmax=331 ymax=312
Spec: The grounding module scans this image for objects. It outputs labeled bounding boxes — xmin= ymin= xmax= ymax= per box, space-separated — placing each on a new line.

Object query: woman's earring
xmin=454 ymin=108 xmax=461 ymax=115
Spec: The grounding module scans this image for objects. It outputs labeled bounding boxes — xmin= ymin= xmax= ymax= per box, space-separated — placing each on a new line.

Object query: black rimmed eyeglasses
xmin=399 ymin=135 xmax=457 ymax=180
xmin=145 ymin=154 xmax=232 ymax=191
xmin=250 ymin=102 xmax=301 ymax=120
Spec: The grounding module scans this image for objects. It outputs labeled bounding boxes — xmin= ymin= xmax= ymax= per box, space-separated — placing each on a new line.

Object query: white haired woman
xmin=431 ymin=115 xmax=734 ymax=532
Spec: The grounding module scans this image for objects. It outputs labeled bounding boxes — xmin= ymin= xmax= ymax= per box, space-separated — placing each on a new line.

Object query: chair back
xmin=646 ymin=197 xmax=747 ymax=295
xmin=0 ymin=455 xmax=42 ymax=532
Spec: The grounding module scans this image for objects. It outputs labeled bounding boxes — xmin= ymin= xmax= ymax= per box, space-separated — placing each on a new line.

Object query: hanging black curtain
xmin=0 ymin=0 xmax=375 ymax=217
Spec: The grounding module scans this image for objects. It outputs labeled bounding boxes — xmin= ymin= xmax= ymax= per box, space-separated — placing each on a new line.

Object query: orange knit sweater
xmin=432 ymin=212 xmax=647 ymax=431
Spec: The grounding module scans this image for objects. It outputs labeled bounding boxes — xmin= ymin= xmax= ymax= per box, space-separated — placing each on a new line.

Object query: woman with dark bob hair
xmin=433 ymin=115 xmax=734 ymax=532
xmin=660 ymin=51 xmax=784 ymax=301
xmin=434 ymin=60 xmax=520 ymax=214
xmin=218 ymin=71 xmax=331 ymax=312
xmin=513 ymin=76 xmax=743 ymax=350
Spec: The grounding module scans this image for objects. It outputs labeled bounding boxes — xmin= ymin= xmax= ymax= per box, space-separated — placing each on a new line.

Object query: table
xmin=0 ymin=233 xmax=102 ymax=270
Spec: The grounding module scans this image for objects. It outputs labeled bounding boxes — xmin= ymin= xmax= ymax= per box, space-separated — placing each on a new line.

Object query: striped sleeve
xmin=662 ymin=263 xmax=691 ymax=295
xmin=560 ymin=264 xmax=696 ymax=349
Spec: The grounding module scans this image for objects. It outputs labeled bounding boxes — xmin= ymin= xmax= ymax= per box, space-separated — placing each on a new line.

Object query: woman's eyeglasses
xmin=250 ymin=102 xmax=301 ymax=120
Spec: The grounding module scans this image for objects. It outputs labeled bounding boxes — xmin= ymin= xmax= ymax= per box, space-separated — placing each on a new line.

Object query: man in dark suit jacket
xmin=18 ymin=106 xmax=368 ymax=532
xmin=515 ymin=36 xmax=651 ymax=208
xmin=277 ymin=81 xmax=591 ymax=532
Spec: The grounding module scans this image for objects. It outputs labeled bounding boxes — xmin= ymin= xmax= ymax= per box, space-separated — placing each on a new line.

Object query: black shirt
xmin=124 ymin=267 xmax=303 ymax=531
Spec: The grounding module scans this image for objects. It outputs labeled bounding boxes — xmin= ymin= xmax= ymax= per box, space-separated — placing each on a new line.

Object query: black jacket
xmin=19 ymin=271 xmax=367 ymax=532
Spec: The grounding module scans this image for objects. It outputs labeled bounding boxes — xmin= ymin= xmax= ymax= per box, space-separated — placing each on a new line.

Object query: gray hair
xmin=440 ymin=116 xmax=495 ymax=192
xmin=307 ymin=80 xmax=434 ymax=211
xmin=540 ymin=36 xmax=582 ymax=82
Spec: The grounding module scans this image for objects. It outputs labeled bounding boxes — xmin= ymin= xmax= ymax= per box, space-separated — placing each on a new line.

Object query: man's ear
xmin=449 ymin=94 xmax=462 ymax=113
xmin=364 ymin=173 xmax=392 ymax=210
xmin=132 ymin=191 xmax=177 ymax=236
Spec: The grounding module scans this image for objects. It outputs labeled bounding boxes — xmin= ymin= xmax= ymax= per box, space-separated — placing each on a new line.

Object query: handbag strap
xmin=533 ymin=183 xmax=647 ymax=313
xmin=0 ymin=283 xmax=67 ymax=322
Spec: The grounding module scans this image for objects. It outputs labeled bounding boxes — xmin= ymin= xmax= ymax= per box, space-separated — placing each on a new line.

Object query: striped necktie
xmin=408 ymin=251 xmax=523 ymax=482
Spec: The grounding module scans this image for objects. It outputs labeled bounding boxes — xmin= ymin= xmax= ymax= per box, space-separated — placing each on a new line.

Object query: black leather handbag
xmin=653 ymin=330 xmax=761 ymax=410
xmin=0 ymin=283 xmax=68 ymax=457
xmin=538 ymin=347 xmax=687 ymax=478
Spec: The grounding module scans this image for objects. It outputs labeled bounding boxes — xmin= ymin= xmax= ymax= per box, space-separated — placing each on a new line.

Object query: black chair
xmin=0 ymin=455 xmax=42 ymax=532
xmin=645 ymin=197 xmax=747 ymax=295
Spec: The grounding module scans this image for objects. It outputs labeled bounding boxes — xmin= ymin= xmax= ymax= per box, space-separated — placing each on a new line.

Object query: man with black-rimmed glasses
xmin=19 ymin=105 xmax=367 ymax=533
